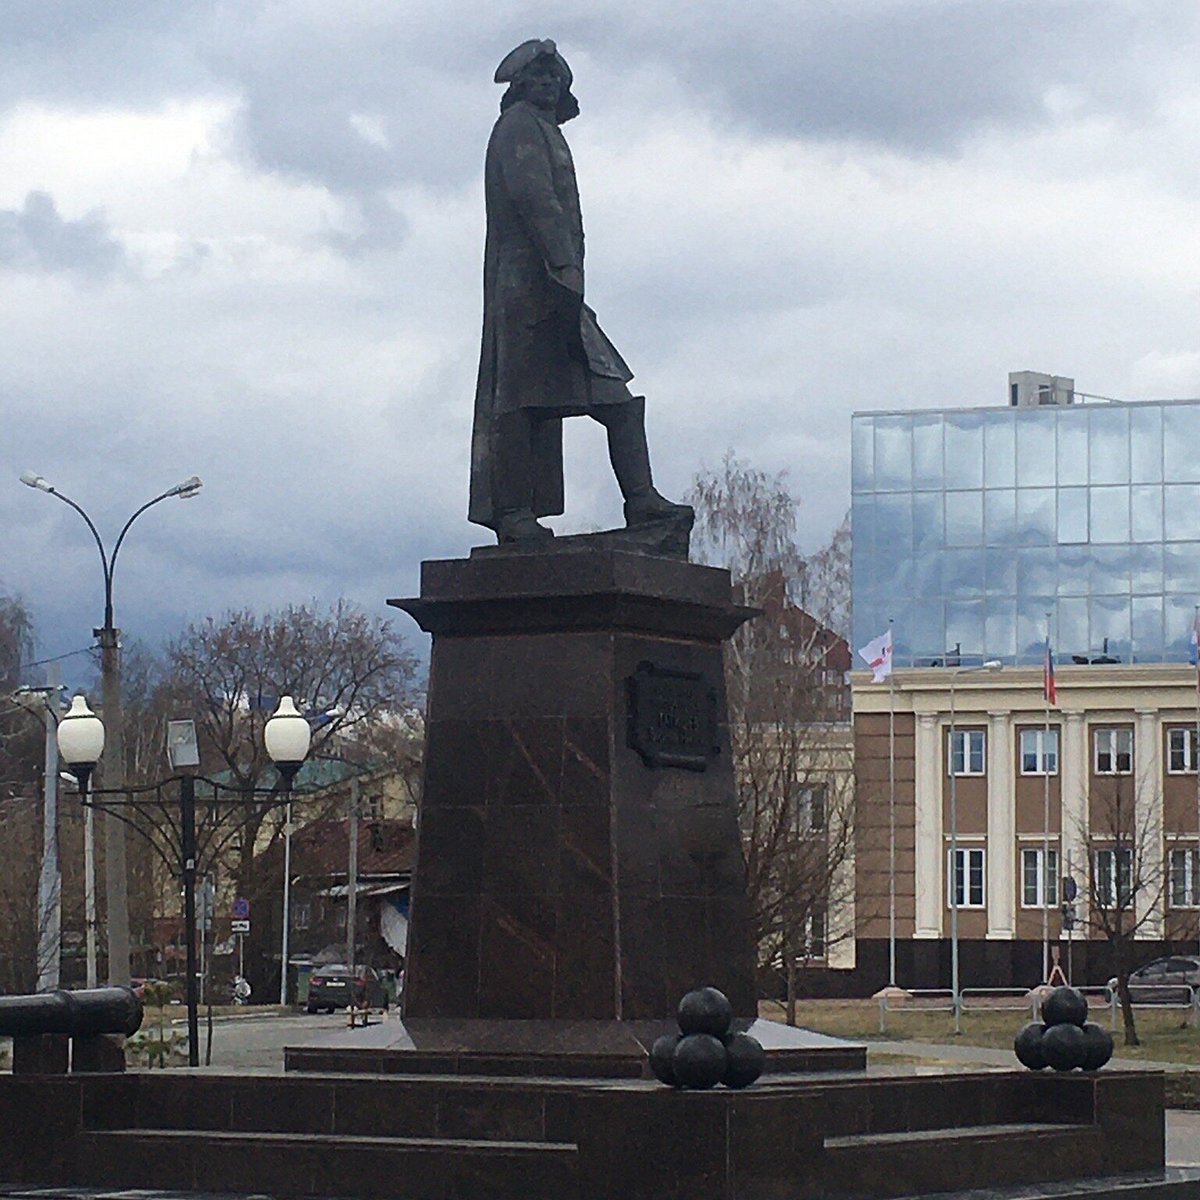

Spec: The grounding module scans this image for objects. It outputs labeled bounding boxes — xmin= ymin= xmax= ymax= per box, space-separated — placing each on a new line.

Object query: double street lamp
xmin=20 ymin=470 xmax=202 ymax=985
xmin=948 ymin=659 xmax=1002 ymax=1033
xmin=57 ymin=694 xmax=311 ymax=1067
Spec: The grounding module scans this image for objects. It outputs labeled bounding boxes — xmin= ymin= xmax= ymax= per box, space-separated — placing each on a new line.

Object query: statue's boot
xmin=494 ymin=411 xmax=554 ymax=543
xmin=605 ymin=396 xmax=694 ymax=527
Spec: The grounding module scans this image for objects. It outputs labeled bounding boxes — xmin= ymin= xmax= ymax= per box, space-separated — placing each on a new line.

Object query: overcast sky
xmin=3 ymin=1 xmax=1198 ymax=684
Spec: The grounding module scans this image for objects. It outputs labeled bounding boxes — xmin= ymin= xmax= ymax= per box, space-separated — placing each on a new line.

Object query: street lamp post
xmin=58 ymin=695 xmax=309 ymax=1067
xmin=21 ymin=470 xmax=202 ymax=985
xmin=948 ymin=659 xmax=1002 ymax=1034
xmin=265 ymin=697 xmax=312 ymax=1008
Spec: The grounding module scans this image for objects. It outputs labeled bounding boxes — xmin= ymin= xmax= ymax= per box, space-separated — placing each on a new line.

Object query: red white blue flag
xmin=1043 ymin=636 xmax=1057 ymax=706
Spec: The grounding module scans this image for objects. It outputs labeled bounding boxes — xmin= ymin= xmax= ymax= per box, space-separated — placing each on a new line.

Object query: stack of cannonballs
xmin=1014 ymin=985 xmax=1114 ymax=1072
xmin=649 ymin=987 xmax=765 ymax=1090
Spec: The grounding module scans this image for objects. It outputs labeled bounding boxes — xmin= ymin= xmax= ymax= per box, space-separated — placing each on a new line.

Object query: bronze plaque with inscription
xmin=626 ymin=661 xmax=719 ymax=771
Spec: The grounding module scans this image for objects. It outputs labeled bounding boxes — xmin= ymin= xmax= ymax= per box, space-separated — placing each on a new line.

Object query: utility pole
xmin=347 ymin=776 xmax=359 ymax=975
xmin=98 ymin=624 xmax=131 ymax=985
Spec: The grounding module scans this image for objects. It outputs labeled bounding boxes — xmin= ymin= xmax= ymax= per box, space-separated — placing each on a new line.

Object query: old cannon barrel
xmin=0 ymin=987 xmax=142 ymax=1038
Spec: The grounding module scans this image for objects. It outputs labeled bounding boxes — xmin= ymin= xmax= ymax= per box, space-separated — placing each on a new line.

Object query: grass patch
xmin=760 ymin=999 xmax=1200 ymax=1065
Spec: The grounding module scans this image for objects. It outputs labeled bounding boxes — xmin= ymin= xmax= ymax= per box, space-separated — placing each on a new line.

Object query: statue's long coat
xmin=468 ymin=99 xmax=633 ymax=529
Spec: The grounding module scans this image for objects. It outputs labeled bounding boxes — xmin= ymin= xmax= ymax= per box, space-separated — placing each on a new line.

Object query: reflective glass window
xmin=912 ymin=415 xmax=944 ymax=489
xmin=1165 ymin=485 xmax=1200 ymax=540
xmin=1057 ymin=413 xmax=1088 ymax=486
xmin=1092 ymin=545 xmax=1132 ymax=594
xmin=1019 ymin=547 xmax=1057 ymax=596
xmin=913 ymin=492 xmax=944 ymax=549
xmin=1089 ymin=407 xmax=1130 ymax=485
xmin=912 ymin=550 xmax=942 ymax=598
xmin=1016 ymin=488 xmax=1055 ymax=545
xmin=1130 ymin=543 xmax=1164 ymax=593
xmin=852 ymin=417 xmax=875 ymax=491
xmin=944 ymin=413 xmax=984 ymax=489
xmin=985 ymin=488 xmax=1016 ymax=546
xmin=1058 ymin=488 xmax=1088 ymax=544
xmin=1058 ymin=597 xmax=1088 ymax=657
xmin=985 ymin=547 xmax=1016 ymax=594
xmin=1093 ymin=596 xmax=1132 ymax=658
xmin=1165 ymin=544 xmax=1200 ymax=595
xmin=985 ymin=414 xmax=1015 ymax=488
xmin=943 ymin=548 xmax=985 ymax=597
xmin=946 ymin=599 xmax=985 ymax=656
xmin=1132 ymin=595 xmax=1164 ymax=660
xmin=985 ymin=598 xmax=1017 ymax=660
xmin=1132 ymin=486 xmax=1163 ymax=543
xmin=909 ymin=601 xmax=944 ymax=663
xmin=1164 ymin=406 xmax=1200 ymax=484
xmin=1058 ymin=546 xmax=1091 ymax=596
xmin=876 ymin=493 xmax=914 ymax=553
xmin=1017 ymin=598 xmax=1055 ymax=662
xmin=946 ymin=490 xmax=983 ymax=546
xmin=1090 ymin=486 xmax=1130 ymax=544
xmin=1165 ymin=596 xmax=1195 ymax=659
xmin=873 ymin=416 xmax=912 ymax=490
xmin=1017 ymin=411 xmax=1057 ymax=487
xmin=1130 ymin=405 xmax=1163 ymax=483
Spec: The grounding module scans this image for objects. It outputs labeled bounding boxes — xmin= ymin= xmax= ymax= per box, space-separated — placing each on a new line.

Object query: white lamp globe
xmin=264 ymin=695 xmax=311 ymax=774
xmin=57 ymin=695 xmax=105 ymax=766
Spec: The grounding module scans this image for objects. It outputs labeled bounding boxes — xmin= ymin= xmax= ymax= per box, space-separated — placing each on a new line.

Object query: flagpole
xmin=1043 ymin=613 xmax=1052 ymax=984
xmin=888 ymin=617 xmax=897 ymax=989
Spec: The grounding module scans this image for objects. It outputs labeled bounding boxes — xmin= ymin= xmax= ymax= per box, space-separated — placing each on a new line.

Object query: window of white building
xmin=948 ymin=847 xmax=986 ymax=908
xmin=1171 ymin=848 xmax=1200 ymax=908
xmin=1095 ymin=848 xmax=1134 ymax=907
xmin=1094 ymin=728 xmax=1133 ymax=775
xmin=949 ymin=729 xmax=986 ymax=776
xmin=1168 ymin=729 xmax=1199 ymax=774
xmin=1020 ymin=729 xmax=1059 ymax=775
xmin=1022 ymin=847 xmax=1059 ymax=907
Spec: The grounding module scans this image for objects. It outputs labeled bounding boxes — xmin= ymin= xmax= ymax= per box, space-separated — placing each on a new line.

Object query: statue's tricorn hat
xmin=494 ymin=38 xmax=572 ymax=86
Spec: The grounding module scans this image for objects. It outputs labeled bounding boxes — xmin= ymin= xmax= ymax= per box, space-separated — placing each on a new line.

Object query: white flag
xmin=857 ymin=628 xmax=893 ymax=683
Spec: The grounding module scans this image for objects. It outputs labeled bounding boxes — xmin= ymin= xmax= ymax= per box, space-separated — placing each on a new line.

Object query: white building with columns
xmin=851 ymin=663 xmax=1200 ymax=992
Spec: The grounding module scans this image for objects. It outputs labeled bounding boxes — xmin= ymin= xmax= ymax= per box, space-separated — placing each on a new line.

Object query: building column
xmin=987 ymin=710 xmax=1015 ymax=939
xmin=1136 ymin=708 xmax=1164 ymax=939
xmin=1061 ymin=712 xmax=1088 ymax=936
xmin=914 ymin=712 xmax=941 ymax=938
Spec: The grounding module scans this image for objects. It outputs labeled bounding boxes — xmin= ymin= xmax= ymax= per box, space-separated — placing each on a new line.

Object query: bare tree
xmin=154 ymin=600 xmax=421 ymax=991
xmin=1078 ymin=771 xmax=1169 ymax=1046
xmin=689 ymin=456 xmax=855 ymax=1014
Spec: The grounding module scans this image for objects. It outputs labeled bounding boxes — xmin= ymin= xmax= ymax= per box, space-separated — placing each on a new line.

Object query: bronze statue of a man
xmin=468 ymin=38 xmax=691 ymax=544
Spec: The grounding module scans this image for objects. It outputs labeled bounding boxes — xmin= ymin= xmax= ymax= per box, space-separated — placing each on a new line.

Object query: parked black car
xmin=1108 ymin=955 xmax=1200 ymax=1004
xmin=305 ymin=965 xmax=388 ymax=1013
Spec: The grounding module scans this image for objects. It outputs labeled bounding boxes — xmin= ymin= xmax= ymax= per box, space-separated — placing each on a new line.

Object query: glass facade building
xmin=851 ymin=399 xmax=1200 ymax=666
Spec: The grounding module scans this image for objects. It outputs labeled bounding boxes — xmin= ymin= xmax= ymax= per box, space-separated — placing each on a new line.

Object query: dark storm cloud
xmin=566 ymin=0 xmax=1193 ymax=152
xmin=0 ymin=192 xmax=125 ymax=277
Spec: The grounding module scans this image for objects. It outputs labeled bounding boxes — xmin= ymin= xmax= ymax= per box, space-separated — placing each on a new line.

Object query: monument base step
xmin=283 ymin=1015 xmax=866 ymax=1076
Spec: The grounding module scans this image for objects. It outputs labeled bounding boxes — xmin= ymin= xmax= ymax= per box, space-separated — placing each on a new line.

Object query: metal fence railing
xmin=877 ymin=983 xmax=1200 ymax=1035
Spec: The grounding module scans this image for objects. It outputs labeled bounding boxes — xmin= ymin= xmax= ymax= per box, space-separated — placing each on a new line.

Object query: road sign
xmin=233 ymin=897 xmax=250 ymax=919
xmin=231 ymin=919 xmax=250 ymax=934
xmin=1062 ymin=876 xmax=1078 ymax=902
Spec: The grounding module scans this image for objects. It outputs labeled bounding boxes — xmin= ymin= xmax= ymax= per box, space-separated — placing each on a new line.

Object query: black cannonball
xmin=1081 ymin=1022 xmax=1115 ymax=1071
xmin=672 ymin=1033 xmax=728 ymax=1089
xmin=677 ymin=987 xmax=734 ymax=1038
xmin=1014 ymin=1022 xmax=1048 ymax=1070
xmin=1041 ymin=1021 xmax=1088 ymax=1071
xmin=649 ymin=1033 xmax=680 ymax=1085
xmin=722 ymin=1032 xmax=765 ymax=1089
xmin=1041 ymin=986 xmax=1088 ymax=1028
